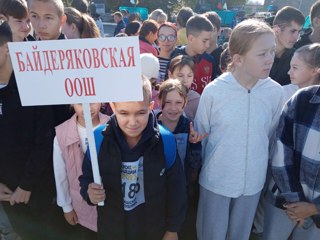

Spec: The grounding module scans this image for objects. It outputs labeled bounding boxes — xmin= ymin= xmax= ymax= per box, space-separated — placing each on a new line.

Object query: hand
xmin=88 ymin=183 xmax=105 ymax=205
xmin=189 ymin=122 xmax=208 ymax=144
xmin=162 ymin=231 xmax=178 ymax=240
xmin=0 ymin=183 xmax=13 ymax=201
xmin=10 ymin=187 xmax=31 ymax=205
xmin=285 ymin=202 xmax=319 ymax=220
xmin=64 ymin=209 xmax=78 ymax=225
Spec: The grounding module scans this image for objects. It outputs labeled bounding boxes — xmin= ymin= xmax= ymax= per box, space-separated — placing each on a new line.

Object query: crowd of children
xmin=1 ymin=0 xmax=320 ymax=240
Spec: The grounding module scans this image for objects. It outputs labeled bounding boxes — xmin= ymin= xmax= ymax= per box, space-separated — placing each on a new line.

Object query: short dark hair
xmin=169 ymin=55 xmax=194 ymax=74
xmin=273 ymin=6 xmax=305 ymax=27
xmin=176 ymin=7 xmax=194 ymax=28
xmin=203 ymin=11 xmax=221 ymax=31
xmin=186 ymin=15 xmax=213 ymax=37
xmin=71 ymin=0 xmax=88 ymax=13
xmin=125 ymin=21 xmax=141 ymax=36
xmin=0 ymin=0 xmax=28 ymax=19
xmin=0 ymin=21 xmax=13 ymax=46
xmin=311 ymin=0 xmax=320 ymax=23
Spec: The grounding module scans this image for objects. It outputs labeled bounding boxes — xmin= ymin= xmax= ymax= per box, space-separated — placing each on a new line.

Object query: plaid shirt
xmin=271 ymin=85 xmax=320 ymax=226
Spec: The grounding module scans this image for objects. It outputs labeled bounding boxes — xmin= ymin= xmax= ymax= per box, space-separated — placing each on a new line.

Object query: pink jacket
xmin=139 ymin=39 xmax=158 ymax=57
xmin=55 ymin=113 xmax=109 ymax=231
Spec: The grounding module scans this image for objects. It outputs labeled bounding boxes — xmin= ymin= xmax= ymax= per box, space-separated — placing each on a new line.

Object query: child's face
xmin=288 ymin=53 xmax=317 ymax=88
xmin=62 ymin=22 xmax=80 ymax=39
xmin=172 ymin=65 xmax=194 ymax=89
xmin=161 ymin=90 xmax=185 ymax=122
xmin=114 ymin=15 xmax=121 ymax=24
xmin=237 ymin=33 xmax=275 ymax=82
xmin=188 ymin=31 xmax=211 ymax=55
xmin=158 ymin=26 xmax=176 ymax=53
xmin=111 ymin=100 xmax=153 ymax=145
xmin=7 ymin=16 xmax=31 ymax=42
xmin=274 ymin=21 xmax=302 ymax=50
xmin=29 ymin=0 xmax=65 ymax=40
xmin=73 ymin=103 xmax=101 ymax=122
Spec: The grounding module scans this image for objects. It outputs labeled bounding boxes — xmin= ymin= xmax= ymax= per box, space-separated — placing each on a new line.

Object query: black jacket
xmin=270 ymin=48 xmax=295 ymax=86
xmin=0 ymin=73 xmax=55 ymax=207
xmin=80 ymin=114 xmax=187 ymax=240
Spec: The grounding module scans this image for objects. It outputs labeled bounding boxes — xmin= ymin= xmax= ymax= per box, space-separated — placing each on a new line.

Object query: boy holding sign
xmin=79 ymin=76 xmax=187 ymax=240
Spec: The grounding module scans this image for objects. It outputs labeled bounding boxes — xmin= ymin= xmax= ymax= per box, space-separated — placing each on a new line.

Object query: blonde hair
xmin=158 ymin=78 xmax=188 ymax=109
xmin=228 ymin=19 xmax=274 ymax=70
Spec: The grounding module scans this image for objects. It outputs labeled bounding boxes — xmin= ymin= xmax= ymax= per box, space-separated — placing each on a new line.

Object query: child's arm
xmin=11 ymin=106 xmax=54 ymax=205
xmin=285 ymin=202 xmax=319 ymax=222
xmin=271 ymin=98 xmax=305 ymax=204
xmin=87 ymin=183 xmax=105 ymax=205
xmin=188 ymin=122 xmax=208 ymax=144
xmin=165 ymin=152 xmax=187 ymax=235
xmin=53 ymin=137 xmax=76 ymax=225
xmin=79 ymin=153 xmax=105 ymax=205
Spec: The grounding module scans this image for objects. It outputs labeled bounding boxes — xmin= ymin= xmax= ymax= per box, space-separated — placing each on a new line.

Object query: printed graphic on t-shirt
xmin=121 ymin=157 xmax=145 ymax=211
xmin=175 ymin=133 xmax=188 ymax=169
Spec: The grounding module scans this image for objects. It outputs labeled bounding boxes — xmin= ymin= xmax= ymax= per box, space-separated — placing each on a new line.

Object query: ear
xmin=0 ymin=14 xmax=8 ymax=21
xmin=61 ymin=14 xmax=67 ymax=26
xmin=312 ymin=17 xmax=320 ymax=28
xmin=71 ymin=23 xmax=77 ymax=33
xmin=187 ymin=34 xmax=194 ymax=43
xmin=168 ymin=71 xmax=173 ymax=78
xmin=232 ymin=53 xmax=243 ymax=67
xmin=149 ymin=101 xmax=154 ymax=110
xmin=273 ymin=25 xmax=281 ymax=35
xmin=3 ymin=43 xmax=10 ymax=56
xmin=110 ymin=102 xmax=116 ymax=113
xmin=217 ymin=28 xmax=222 ymax=36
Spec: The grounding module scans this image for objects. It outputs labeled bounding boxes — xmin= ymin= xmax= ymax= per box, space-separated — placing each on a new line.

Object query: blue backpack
xmin=91 ymin=123 xmax=176 ymax=169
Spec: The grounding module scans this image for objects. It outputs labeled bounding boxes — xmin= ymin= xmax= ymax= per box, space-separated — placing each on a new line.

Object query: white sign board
xmin=8 ymin=36 xmax=143 ymax=106
xmin=8 ymin=37 xmax=143 ymax=206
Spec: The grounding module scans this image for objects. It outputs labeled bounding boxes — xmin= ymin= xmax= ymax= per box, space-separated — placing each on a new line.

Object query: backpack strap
xmin=158 ymin=124 xmax=176 ymax=169
xmin=91 ymin=123 xmax=176 ymax=170
xmin=86 ymin=124 xmax=106 ymax=159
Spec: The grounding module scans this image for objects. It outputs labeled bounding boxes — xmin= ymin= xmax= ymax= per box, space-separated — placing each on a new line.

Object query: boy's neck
xmin=126 ymin=136 xmax=141 ymax=149
xmin=275 ymin=41 xmax=286 ymax=58
xmin=185 ymin=45 xmax=197 ymax=57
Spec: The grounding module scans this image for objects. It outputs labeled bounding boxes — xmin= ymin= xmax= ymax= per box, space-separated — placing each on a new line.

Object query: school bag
xmin=90 ymin=123 xmax=176 ymax=169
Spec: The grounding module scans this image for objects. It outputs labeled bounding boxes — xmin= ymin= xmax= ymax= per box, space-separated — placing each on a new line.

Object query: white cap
xmin=140 ymin=53 xmax=160 ymax=80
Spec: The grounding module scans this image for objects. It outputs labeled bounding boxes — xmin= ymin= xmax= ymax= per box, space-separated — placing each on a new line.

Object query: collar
xmin=310 ymin=86 xmax=320 ymax=104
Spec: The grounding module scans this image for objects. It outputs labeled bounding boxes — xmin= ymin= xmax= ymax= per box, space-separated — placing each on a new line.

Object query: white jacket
xmin=195 ymin=72 xmax=283 ymax=197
